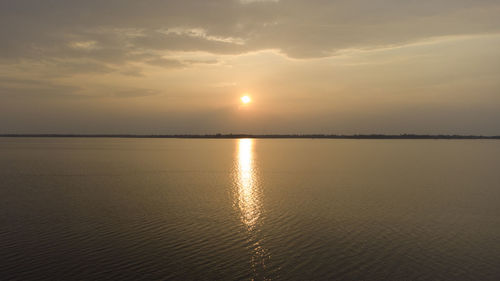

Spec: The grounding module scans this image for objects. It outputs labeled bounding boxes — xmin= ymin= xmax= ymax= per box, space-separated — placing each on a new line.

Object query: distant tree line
xmin=1 ymin=134 xmax=499 ymax=139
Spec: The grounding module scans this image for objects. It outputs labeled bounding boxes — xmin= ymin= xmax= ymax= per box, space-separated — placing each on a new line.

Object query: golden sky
xmin=1 ymin=0 xmax=500 ymax=134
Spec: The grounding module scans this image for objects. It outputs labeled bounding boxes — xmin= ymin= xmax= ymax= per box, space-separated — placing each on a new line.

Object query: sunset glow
xmin=2 ymin=1 xmax=500 ymax=280
xmin=1 ymin=1 xmax=500 ymax=134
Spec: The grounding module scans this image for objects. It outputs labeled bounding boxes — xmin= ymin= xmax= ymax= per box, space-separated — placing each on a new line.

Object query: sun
xmin=241 ymin=95 xmax=251 ymax=104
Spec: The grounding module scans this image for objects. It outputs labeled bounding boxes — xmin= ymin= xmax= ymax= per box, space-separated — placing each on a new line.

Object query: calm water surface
xmin=1 ymin=138 xmax=500 ymax=280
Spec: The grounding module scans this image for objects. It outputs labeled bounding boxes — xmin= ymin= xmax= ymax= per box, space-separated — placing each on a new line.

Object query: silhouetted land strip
xmin=1 ymin=134 xmax=500 ymax=139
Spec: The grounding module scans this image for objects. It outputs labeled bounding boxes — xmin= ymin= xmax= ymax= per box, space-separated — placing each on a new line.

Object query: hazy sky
xmin=1 ymin=0 xmax=500 ymax=134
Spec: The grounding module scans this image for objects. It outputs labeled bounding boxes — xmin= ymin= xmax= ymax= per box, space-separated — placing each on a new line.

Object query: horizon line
xmin=1 ymin=134 xmax=500 ymax=139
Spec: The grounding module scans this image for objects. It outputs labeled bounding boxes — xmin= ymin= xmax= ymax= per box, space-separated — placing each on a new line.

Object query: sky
xmin=1 ymin=0 xmax=500 ymax=134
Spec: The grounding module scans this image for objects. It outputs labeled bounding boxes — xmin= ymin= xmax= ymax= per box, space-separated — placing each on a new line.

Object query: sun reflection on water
xmin=233 ymin=139 xmax=271 ymax=279
xmin=236 ymin=138 xmax=260 ymax=229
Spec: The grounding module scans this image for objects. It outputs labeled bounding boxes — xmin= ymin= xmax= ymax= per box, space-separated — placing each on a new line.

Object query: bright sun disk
xmin=241 ymin=96 xmax=251 ymax=104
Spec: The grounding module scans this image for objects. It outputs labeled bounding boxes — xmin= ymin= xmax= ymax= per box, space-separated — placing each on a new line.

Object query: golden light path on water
xmin=236 ymin=139 xmax=260 ymax=229
xmin=234 ymin=139 xmax=271 ymax=279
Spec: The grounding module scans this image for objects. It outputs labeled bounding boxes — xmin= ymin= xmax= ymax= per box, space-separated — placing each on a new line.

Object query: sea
xmin=1 ymin=138 xmax=499 ymax=280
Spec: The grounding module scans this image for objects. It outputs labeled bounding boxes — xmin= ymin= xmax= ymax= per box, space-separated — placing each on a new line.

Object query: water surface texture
xmin=1 ymin=138 xmax=500 ymax=280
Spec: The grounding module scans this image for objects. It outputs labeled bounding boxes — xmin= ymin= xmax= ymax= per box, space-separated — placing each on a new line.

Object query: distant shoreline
xmin=1 ymin=134 xmax=500 ymax=139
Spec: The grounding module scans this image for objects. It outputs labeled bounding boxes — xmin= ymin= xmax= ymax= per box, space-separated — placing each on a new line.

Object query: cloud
xmin=145 ymin=58 xmax=185 ymax=68
xmin=0 ymin=77 xmax=81 ymax=98
xmin=1 ymin=0 xmax=499 ymax=64
xmin=0 ymin=77 xmax=161 ymax=99
xmin=112 ymin=89 xmax=160 ymax=98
